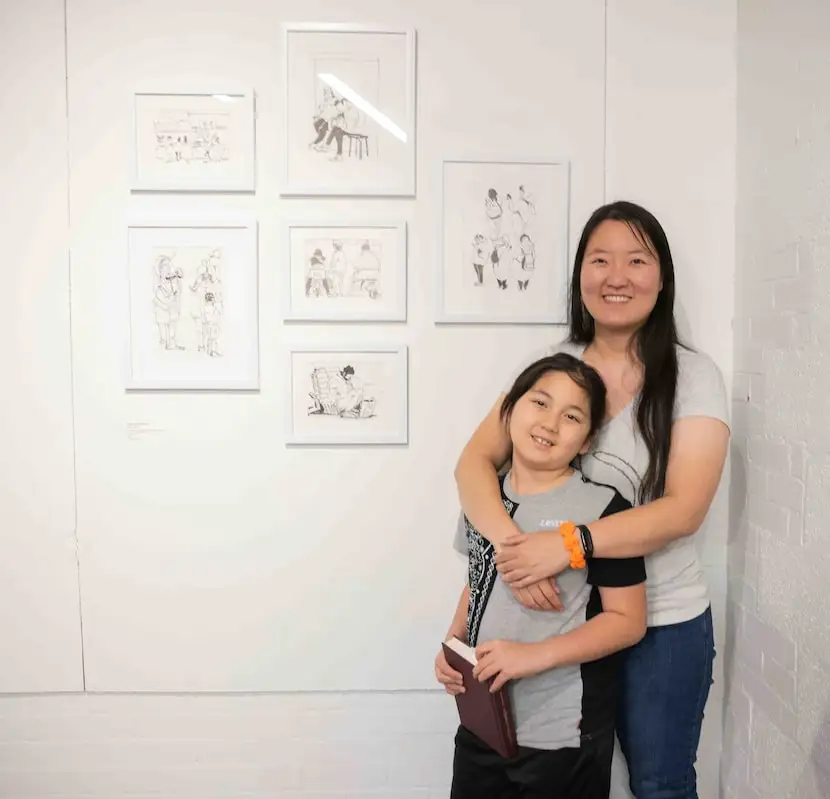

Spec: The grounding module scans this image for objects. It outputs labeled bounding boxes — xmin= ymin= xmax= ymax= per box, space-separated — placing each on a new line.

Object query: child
xmin=435 ymin=353 xmax=647 ymax=799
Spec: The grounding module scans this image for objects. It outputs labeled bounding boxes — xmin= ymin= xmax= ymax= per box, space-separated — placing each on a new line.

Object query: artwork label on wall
xmin=126 ymin=216 xmax=259 ymax=390
xmin=130 ymin=88 xmax=256 ymax=191
xmin=286 ymin=345 xmax=408 ymax=444
xmin=436 ymin=157 xmax=571 ymax=324
xmin=282 ymin=219 xmax=407 ymax=321
xmin=281 ymin=24 xmax=416 ymax=197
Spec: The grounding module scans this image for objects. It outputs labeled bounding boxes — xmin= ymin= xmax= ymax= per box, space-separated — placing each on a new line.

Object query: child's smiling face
xmin=508 ymin=370 xmax=594 ymax=470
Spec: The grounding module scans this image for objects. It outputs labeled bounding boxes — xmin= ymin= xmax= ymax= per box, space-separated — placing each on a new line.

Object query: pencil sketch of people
xmin=470 ymin=233 xmax=488 ymax=286
xmin=489 ymin=236 xmax=512 ymax=290
xmin=518 ymin=185 xmax=536 ymax=217
xmin=199 ymin=290 xmax=223 ymax=356
xmin=349 ymin=240 xmax=382 ymax=299
xmin=153 ymin=112 xmax=230 ymax=165
xmin=305 ymin=248 xmax=331 ymax=297
xmin=462 ymin=181 xmax=542 ymax=295
xmin=310 ymin=87 xmax=337 ymax=149
xmin=310 ymin=88 xmax=368 ymax=162
xmin=484 ymin=189 xmax=503 ymax=239
xmin=152 ymin=254 xmax=185 ymax=350
xmin=188 ymin=249 xmax=223 ymax=354
xmin=327 ymin=240 xmax=347 ymax=297
xmin=307 ymin=364 xmax=376 ymax=419
xmin=514 ymin=233 xmax=536 ymax=291
xmin=506 ymin=184 xmax=537 ymax=238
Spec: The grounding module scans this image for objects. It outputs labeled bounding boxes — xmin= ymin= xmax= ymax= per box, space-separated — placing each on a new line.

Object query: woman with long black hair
xmin=453 ymin=201 xmax=730 ymax=799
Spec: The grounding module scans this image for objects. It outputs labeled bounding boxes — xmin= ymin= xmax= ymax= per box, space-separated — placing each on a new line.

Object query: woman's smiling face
xmin=579 ymin=219 xmax=663 ymax=334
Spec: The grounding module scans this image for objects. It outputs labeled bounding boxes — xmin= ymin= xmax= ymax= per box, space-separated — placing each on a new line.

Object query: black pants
xmin=450 ymin=724 xmax=614 ymax=799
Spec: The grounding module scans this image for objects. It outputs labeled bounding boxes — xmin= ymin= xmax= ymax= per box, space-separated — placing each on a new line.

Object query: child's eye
xmin=533 ymin=399 xmax=546 ymax=408
xmin=566 ymin=414 xmax=580 ymax=422
xmin=591 ymin=258 xmax=607 ymax=265
xmin=631 ymin=258 xmax=645 ymax=265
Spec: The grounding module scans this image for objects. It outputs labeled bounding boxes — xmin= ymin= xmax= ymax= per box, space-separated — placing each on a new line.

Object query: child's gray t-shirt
xmin=454 ymin=470 xmax=645 ymax=750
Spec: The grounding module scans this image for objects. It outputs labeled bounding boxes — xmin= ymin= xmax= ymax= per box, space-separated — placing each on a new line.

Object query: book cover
xmin=442 ymin=636 xmax=518 ymax=759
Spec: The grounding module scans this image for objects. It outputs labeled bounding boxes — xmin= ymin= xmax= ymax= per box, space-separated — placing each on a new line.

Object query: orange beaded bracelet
xmin=559 ymin=521 xmax=586 ymax=570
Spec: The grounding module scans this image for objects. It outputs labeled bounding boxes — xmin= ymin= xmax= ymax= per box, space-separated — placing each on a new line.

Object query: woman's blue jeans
xmin=616 ymin=605 xmax=715 ymax=799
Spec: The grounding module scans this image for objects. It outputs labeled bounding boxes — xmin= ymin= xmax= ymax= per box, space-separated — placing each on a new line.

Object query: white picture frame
xmin=436 ymin=155 xmax=571 ymax=325
xmin=125 ymin=214 xmax=260 ymax=391
xmin=281 ymin=217 xmax=407 ymax=322
xmin=130 ymin=87 xmax=256 ymax=192
xmin=280 ymin=23 xmax=417 ymax=197
xmin=286 ymin=344 xmax=408 ymax=445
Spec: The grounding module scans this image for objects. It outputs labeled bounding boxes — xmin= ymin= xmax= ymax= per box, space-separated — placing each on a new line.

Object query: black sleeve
xmin=586 ymin=489 xmax=647 ymax=588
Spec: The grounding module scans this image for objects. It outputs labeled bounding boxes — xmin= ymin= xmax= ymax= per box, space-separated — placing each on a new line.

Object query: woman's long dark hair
xmin=568 ymin=201 xmax=687 ymax=504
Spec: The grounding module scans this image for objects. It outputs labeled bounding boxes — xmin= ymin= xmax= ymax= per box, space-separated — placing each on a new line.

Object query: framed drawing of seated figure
xmin=280 ymin=23 xmax=417 ymax=197
xmin=285 ymin=344 xmax=409 ymax=445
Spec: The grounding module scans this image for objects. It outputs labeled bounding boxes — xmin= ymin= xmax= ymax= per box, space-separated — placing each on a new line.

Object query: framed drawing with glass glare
xmin=281 ymin=217 xmax=407 ymax=322
xmin=130 ymin=87 xmax=256 ymax=192
xmin=125 ymin=215 xmax=260 ymax=390
xmin=436 ymin=155 xmax=571 ymax=324
xmin=280 ymin=23 xmax=417 ymax=197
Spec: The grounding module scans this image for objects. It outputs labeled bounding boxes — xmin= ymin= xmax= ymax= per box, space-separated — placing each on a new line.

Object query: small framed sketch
xmin=286 ymin=345 xmax=408 ymax=445
xmin=280 ymin=23 xmax=417 ymax=197
xmin=130 ymin=88 xmax=256 ymax=191
xmin=436 ymin=156 xmax=571 ymax=324
xmin=282 ymin=218 xmax=407 ymax=321
xmin=125 ymin=215 xmax=259 ymax=390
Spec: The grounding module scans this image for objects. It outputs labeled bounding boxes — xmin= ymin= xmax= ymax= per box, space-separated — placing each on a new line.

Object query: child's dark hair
xmin=499 ymin=353 xmax=607 ymax=438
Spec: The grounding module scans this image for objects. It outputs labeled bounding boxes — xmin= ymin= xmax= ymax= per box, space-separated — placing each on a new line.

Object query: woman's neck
xmin=585 ymin=326 xmax=641 ymax=368
xmin=509 ymin=456 xmax=574 ymax=496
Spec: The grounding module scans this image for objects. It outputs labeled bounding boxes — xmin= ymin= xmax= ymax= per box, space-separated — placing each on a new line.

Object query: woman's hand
xmin=495 ymin=529 xmax=570 ymax=588
xmin=509 ymin=580 xmax=563 ymax=612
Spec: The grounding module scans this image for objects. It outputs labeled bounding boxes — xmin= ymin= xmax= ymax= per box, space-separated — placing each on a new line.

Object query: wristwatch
xmin=577 ymin=524 xmax=594 ymax=559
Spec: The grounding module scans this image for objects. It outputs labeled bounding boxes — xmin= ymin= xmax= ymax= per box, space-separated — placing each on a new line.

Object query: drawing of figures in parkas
xmin=151 ymin=248 xmax=224 ymax=357
xmin=470 ymin=184 xmax=538 ymax=291
xmin=307 ymin=364 xmax=377 ymax=419
xmin=304 ymin=238 xmax=382 ymax=299
xmin=309 ymin=85 xmax=370 ymax=162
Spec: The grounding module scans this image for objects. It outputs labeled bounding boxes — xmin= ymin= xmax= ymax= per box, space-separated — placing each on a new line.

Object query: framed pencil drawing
xmin=280 ymin=23 xmax=417 ymax=197
xmin=436 ymin=156 xmax=571 ymax=325
xmin=125 ymin=215 xmax=260 ymax=390
xmin=286 ymin=345 xmax=408 ymax=445
xmin=130 ymin=88 xmax=256 ymax=192
xmin=281 ymin=218 xmax=407 ymax=321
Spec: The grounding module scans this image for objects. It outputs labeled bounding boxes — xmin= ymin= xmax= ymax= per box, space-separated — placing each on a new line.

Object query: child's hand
xmin=435 ymin=648 xmax=465 ymax=695
xmin=473 ymin=639 xmax=547 ymax=693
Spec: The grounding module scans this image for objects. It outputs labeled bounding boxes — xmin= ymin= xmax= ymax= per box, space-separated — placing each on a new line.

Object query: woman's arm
xmin=473 ymin=582 xmax=647 ymax=692
xmin=453 ymin=395 xmax=520 ymax=549
xmin=495 ymin=415 xmax=730 ymax=585
xmin=585 ymin=415 xmax=730 ymax=557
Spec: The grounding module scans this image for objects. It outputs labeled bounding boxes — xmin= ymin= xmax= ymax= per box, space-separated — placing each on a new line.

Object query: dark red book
xmin=442 ymin=636 xmax=518 ymax=759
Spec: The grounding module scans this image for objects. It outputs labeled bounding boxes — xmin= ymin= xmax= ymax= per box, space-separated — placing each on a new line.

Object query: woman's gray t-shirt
xmin=501 ymin=339 xmax=729 ymax=627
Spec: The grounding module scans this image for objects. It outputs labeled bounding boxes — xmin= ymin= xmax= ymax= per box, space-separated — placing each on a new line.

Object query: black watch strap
xmin=577 ymin=524 xmax=594 ymax=559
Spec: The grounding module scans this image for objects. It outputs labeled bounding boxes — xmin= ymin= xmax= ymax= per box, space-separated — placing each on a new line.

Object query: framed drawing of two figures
xmin=280 ymin=23 xmax=417 ymax=197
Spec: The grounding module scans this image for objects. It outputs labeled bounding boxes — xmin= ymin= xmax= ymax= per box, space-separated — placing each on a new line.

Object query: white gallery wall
xmin=0 ymin=0 xmax=736 ymax=797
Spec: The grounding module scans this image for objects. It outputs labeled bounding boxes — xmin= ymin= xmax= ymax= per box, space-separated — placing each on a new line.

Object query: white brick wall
xmin=725 ymin=0 xmax=830 ymax=797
